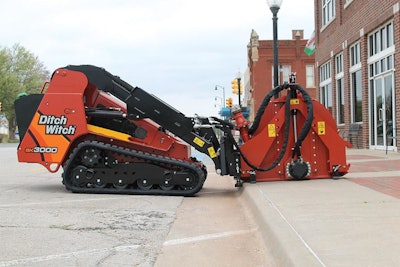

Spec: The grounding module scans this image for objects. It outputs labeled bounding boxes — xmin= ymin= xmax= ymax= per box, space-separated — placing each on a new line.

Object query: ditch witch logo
xmin=38 ymin=115 xmax=76 ymax=135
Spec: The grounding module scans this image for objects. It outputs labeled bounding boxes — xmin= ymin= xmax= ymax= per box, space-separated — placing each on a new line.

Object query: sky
xmin=0 ymin=0 xmax=314 ymax=117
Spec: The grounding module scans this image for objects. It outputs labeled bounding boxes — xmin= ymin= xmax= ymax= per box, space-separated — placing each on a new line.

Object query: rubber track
xmin=62 ymin=140 xmax=206 ymax=196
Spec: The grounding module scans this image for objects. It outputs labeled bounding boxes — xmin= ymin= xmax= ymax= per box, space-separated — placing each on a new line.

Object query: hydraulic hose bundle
xmin=231 ymin=83 xmax=314 ymax=178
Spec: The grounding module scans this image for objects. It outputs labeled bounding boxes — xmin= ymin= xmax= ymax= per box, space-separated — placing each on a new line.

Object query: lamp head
xmin=235 ymin=71 xmax=242 ymax=80
xmin=266 ymin=0 xmax=282 ymax=8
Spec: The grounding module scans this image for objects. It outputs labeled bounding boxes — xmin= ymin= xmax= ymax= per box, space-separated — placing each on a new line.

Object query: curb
xmin=239 ymin=183 xmax=324 ymax=267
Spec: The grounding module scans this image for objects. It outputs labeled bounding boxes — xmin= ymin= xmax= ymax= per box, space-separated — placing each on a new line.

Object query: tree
xmin=0 ymin=44 xmax=50 ymax=139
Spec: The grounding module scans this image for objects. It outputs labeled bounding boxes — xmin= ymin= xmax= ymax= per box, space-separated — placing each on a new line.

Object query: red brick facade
xmin=314 ymin=0 xmax=400 ymax=150
xmin=245 ymin=30 xmax=316 ymax=120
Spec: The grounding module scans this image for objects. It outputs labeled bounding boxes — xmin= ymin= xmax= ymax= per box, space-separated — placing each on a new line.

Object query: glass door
xmin=372 ymin=74 xmax=394 ymax=149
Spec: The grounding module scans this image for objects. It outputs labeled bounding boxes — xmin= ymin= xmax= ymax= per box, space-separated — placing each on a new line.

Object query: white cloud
xmin=0 ymin=0 xmax=314 ymax=116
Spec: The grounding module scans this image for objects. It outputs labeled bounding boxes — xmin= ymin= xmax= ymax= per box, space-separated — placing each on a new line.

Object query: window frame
xmin=306 ymin=65 xmax=315 ymax=88
xmin=350 ymin=69 xmax=362 ymax=123
xmin=322 ymin=0 xmax=336 ymax=27
xmin=319 ymin=61 xmax=333 ymax=115
xmin=335 ymin=53 xmax=344 ymax=124
xmin=368 ymin=21 xmax=394 ymax=57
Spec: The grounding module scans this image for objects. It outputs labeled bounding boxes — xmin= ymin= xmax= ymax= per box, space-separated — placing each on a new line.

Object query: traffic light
xmin=231 ymin=79 xmax=243 ymax=95
xmin=226 ymin=98 xmax=233 ymax=108
xmin=0 ymin=102 xmax=2 ymax=112
xmin=231 ymin=79 xmax=238 ymax=94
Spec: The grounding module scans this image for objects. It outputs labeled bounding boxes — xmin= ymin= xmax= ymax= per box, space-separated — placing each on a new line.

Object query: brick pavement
xmin=346 ymin=150 xmax=400 ymax=199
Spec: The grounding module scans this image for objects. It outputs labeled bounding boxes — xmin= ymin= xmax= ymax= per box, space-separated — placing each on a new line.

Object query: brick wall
xmin=314 ymin=0 xmax=400 ymax=149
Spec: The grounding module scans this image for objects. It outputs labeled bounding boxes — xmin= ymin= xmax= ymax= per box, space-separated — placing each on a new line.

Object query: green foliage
xmin=0 ymin=44 xmax=50 ymax=138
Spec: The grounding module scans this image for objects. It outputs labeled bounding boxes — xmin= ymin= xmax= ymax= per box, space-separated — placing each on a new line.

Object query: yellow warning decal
xmin=193 ymin=137 xmax=205 ymax=147
xmin=208 ymin=147 xmax=217 ymax=158
xmin=268 ymin=124 xmax=276 ymax=137
xmin=290 ymin=99 xmax=299 ymax=105
xmin=317 ymin=121 xmax=326 ymax=135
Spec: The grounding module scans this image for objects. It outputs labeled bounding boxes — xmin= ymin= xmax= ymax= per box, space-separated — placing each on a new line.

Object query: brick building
xmin=245 ymin=29 xmax=316 ymax=121
xmin=314 ymin=0 xmax=400 ymax=150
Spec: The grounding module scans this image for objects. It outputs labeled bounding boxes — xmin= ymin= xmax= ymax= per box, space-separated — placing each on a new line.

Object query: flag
xmin=304 ymin=31 xmax=316 ymax=56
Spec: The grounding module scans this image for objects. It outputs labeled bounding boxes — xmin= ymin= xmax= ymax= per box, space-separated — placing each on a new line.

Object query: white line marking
xmin=0 ymin=245 xmax=140 ymax=267
xmin=163 ymin=228 xmax=257 ymax=246
xmin=0 ymin=196 xmax=136 ymax=208
xmin=257 ymin=187 xmax=327 ymax=267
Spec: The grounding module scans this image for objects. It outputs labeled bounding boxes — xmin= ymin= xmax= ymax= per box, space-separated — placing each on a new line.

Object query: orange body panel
xmin=17 ymin=70 xmax=89 ymax=172
xmin=17 ymin=68 xmax=191 ymax=172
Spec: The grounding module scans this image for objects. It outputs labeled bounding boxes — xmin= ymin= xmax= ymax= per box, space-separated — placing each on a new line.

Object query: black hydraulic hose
xmin=232 ymin=83 xmax=313 ymax=171
xmin=248 ymin=83 xmax=290 ymax=135
xmin=231 ymin=92 xmax=292 ymax=172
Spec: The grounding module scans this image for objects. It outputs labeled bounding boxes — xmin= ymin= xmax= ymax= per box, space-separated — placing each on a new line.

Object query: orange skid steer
xmin=15 ymin=65 xmax=351 ymax=196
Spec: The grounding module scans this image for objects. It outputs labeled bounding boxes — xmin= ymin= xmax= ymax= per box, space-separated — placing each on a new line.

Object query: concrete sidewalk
xmin=240 ymin=148 xmax=400 ymax=266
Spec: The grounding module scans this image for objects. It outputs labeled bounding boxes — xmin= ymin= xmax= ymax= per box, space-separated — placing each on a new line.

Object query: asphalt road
xmin=0 ymin=143 xmax=272 ymax=267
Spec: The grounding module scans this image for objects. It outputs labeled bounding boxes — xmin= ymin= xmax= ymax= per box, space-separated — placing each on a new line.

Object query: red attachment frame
xmin=233 ymin=92 xmax=351 ymax=182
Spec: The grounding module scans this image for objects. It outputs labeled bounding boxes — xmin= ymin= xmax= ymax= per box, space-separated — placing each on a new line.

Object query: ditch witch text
xmin=38 ymin=115 xmax=76 ymax=135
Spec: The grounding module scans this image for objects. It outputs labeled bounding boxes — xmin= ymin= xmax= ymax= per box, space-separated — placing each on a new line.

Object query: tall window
xmin=335 ymin=53 xmax=343 ymax=73
xmin=306 ymin=65 xmax=315 ymax=87
xmin=351 ymin=70 xmax=362 ymax=122
xmin=337 ymin=78 xmax=345 ymax=124
xmin=320 ymin=61 xmax=332 ymax=114
xmin=322 ymin=0 xmax=335 ymax=26
xmin=350 ymin=42 xmax=361 ymax=66
xmin=350 ymin=42 xmax=362 ymax=122
xmin=320 ymin=61 xmax=331 ymax=82
xmin=368 ymin=21 xmax=395 ymax=77
xmin=368 ymin=21 xmax=395 ymax=147
xmin=335 ymin=53 xmax=344 ymax=124
xmin=369 ymin=22 xmax=393 ymax=56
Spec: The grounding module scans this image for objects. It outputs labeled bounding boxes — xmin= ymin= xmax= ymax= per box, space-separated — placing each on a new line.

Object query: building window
xmin=320 ymin=61 xmax=331 ymax=82
xmin=369 ymin=22 xmax=394 ymax=57
xmin=321 ymin=84 xmax=333 ymax=114
xmin=351 ymin=70 xmax=362 ymax=122
xmin=370 ymin=55 xmax=394 ymax=76
xmin=335 ymin=53 xmax=343 ymax=74
xmin=281 ymin=65 xmax=291 ymax=83
xmin=336 ymin=78 xmax=345 ymax=124
xmin=350 ymin=42 xmax=361 ymax=67
xmin=322 ymin=0 xmax=335 ymax=26
xmin=349 ymin=42 xmax=362 ymax=122
xmin=319 ymin=61 xmax=332 ymax=114
xmin=368 ymin=22 xmax=395 ymax=147
xmin=306 ymin=65 xmax=315 ymax=87
xmin=335 ymin=53 xmax=344 ymax=124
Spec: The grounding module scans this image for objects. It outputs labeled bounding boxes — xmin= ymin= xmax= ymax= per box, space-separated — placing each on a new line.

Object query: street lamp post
xmin=235 ymin=71 xmax=242 ymax=108
xmin=215 ymin=85 xmax=226 ymax=107
xmin=267 ymin=0 xmax=282 ymax=98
